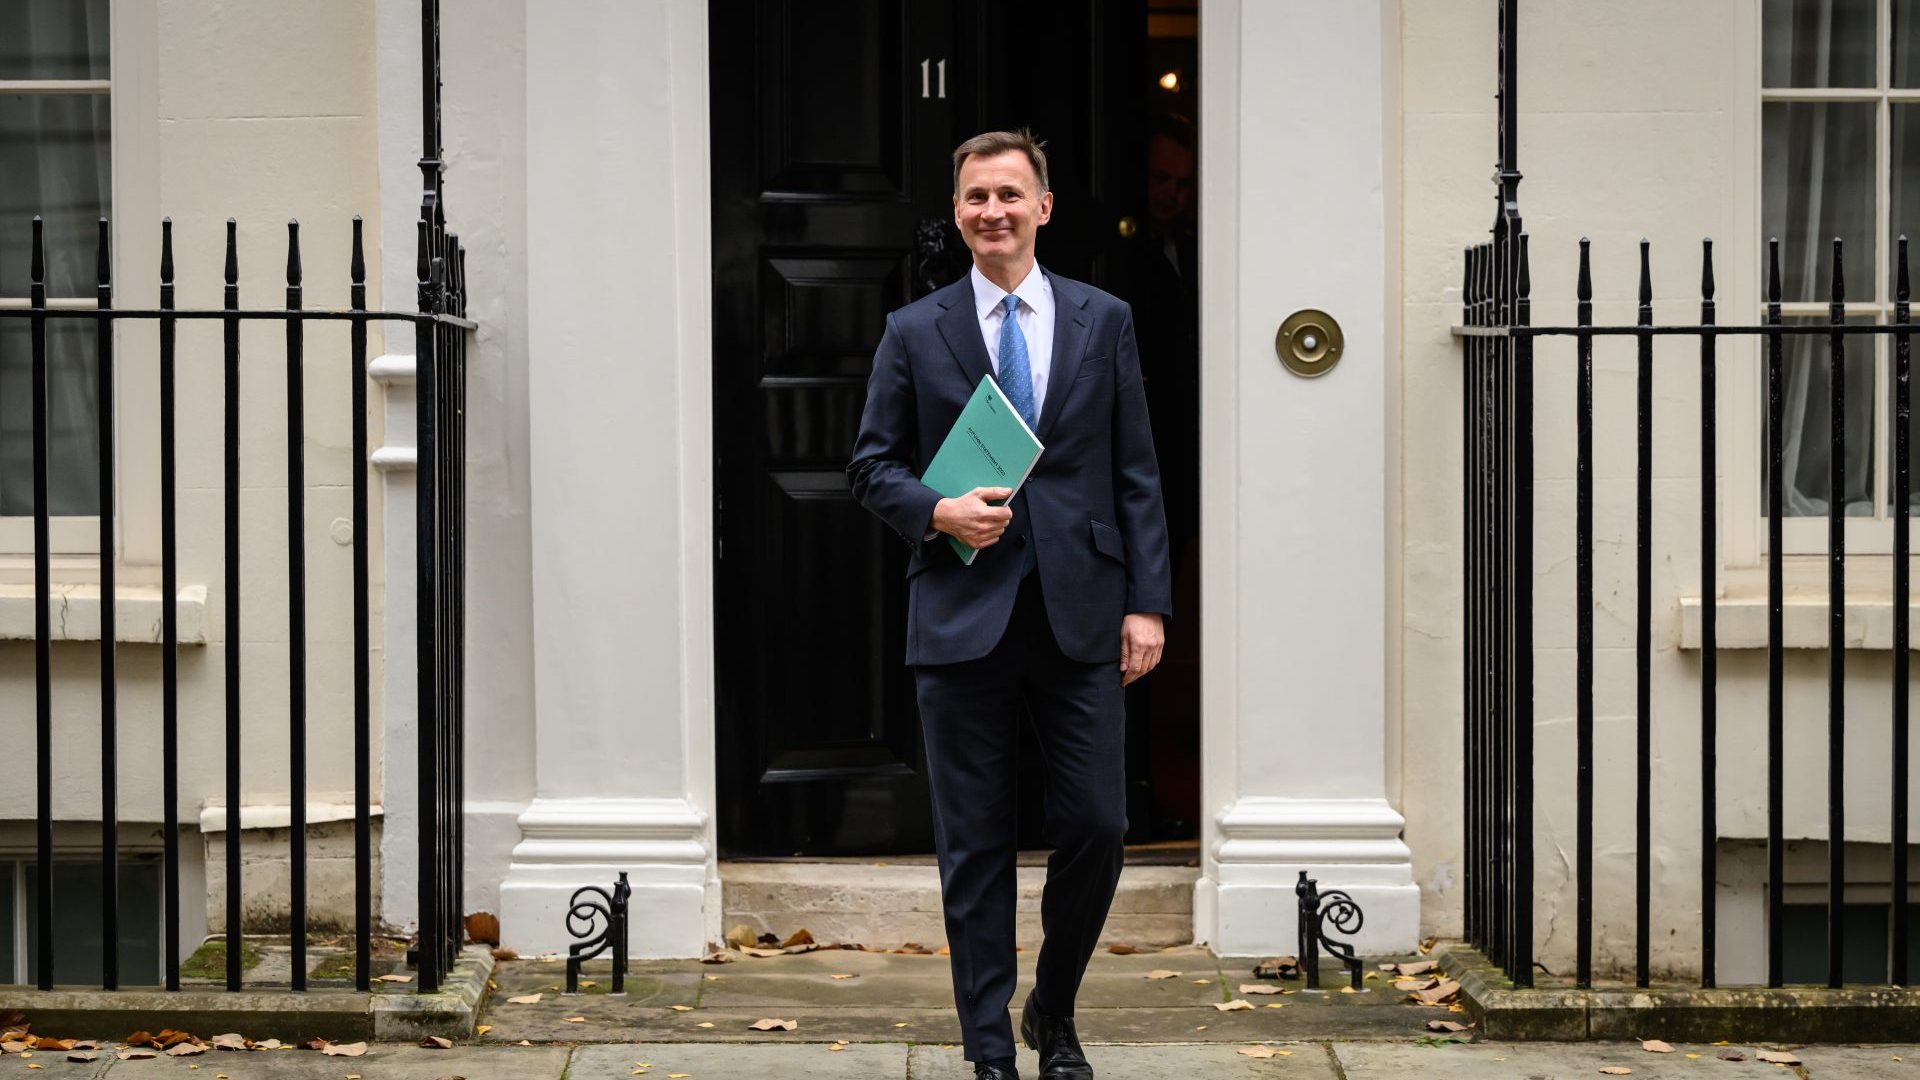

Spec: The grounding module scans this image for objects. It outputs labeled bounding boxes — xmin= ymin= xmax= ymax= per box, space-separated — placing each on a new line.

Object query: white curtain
xmin=0 ymin=0 xmax=110 ymax=517
xmin=1763 ymin=0 xmax=1879 ymax=516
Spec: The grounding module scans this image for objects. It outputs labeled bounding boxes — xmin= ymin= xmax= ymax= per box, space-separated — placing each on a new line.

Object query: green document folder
xmin=921 ymin=373 xmax=1046 ymax=565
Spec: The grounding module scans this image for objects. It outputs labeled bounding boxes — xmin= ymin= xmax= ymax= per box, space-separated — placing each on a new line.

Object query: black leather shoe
xmin=975 ymin=1061 xmax=1021 ymax=1080
xmin=1021 ymin=988 xmax=1094 ymax=1079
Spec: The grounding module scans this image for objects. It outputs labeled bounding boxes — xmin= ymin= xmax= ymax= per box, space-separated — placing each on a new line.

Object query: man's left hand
xmin=1120 ymin=613 xmax=1165 ymax=687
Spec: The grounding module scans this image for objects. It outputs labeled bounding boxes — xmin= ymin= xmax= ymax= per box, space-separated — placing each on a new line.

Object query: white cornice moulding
xmin=369 ymin=354 xmax=417 ymax=383
xmin=371 ymin=447 xmax=417 ymax=471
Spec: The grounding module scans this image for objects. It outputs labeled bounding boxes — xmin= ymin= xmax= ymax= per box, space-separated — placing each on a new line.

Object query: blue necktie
xmin=997 ymin=294 xmax=1037 ymax=428
xmin=997 ymin=294 xmax=1039 ymax=577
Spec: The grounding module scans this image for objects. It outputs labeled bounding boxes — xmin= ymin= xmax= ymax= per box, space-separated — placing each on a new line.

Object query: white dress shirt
xmin=970 ymin=263 xmax=1055 ymax=423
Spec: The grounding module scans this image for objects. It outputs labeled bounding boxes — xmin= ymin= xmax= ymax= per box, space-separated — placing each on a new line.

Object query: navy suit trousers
xmin=913 ymin=573 xmax=1128 ymax=1064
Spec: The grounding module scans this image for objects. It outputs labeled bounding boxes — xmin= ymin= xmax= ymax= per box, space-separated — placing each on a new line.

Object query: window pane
xmin=0 ymin=94 xmax=112 ymax=299
xmin=1761 ymin=318 xmax=1877 ymax=517
xmin=1780 ymin=901 xmax=1890 ymax=984
xmin=0 ymin=0 xmax=109 ymax=80
xmin=0 ymin=864 xmax=13 ymax=985
xmin=23 ymin=860 xmax=163 ymax=987
xmin=1896 ymin=106 xmax=1920 ymax=275
xmin=1765 ymin=0 xmax=1878 ymax=88
xmin=1898 ymin=0 xmax=1920 ymax=87
xmin=1764 ymin=102 xmax=1875 ymax=302
xmin=0 ymin=320 xmax=100 ymax=516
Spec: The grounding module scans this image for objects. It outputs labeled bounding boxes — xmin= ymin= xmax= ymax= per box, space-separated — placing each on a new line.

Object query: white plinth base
xmin=497 ymin=797 xmax=718 ymax=957
xmin=1196 ymin=796 xmax=1421 ymax=957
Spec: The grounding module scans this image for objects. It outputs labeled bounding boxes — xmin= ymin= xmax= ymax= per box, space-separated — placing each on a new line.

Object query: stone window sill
xmin=1680 ymin=590 xmax=1916 ymax=651
xmin=0 ymin=582 xmax=208 ymax=644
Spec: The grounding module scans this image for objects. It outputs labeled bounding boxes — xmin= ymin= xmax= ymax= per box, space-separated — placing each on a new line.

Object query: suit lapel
xmin=934 ymin=278 xmax=993 ymax=390
xmin=1037 ymin=270 xmax=1093 ymax=441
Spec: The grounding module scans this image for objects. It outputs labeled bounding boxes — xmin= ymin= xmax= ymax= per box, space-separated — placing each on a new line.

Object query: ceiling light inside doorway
xmin=1159 ymin=71 xmax=1180 ymax=91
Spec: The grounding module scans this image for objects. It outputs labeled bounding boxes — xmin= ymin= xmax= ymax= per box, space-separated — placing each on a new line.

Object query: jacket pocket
xmin=1075 ymin=354 xmax=1112 ymax=380
xmin=1089 ymin=519 xmax=1127 ymax=565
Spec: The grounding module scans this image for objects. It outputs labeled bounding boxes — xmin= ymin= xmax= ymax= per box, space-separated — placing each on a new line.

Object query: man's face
xmin=953 ymin=150 xmax=1053 ymax=268
xmin=1146 ymin=134 xmax=1196 ymax=232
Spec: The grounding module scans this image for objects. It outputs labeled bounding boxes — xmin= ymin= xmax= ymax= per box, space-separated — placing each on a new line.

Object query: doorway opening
xmin=710 ymin=0 xmax=1202 ymax=864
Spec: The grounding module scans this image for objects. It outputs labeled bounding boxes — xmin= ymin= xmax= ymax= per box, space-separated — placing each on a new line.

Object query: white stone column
xmin=497 ymin=0 xmax=719 ymax=957
xmin=1194 ymin=0 xmax=1418 ymax=957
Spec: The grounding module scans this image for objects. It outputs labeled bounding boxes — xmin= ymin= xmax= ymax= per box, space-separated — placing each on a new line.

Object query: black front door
xmin=712 ymin=0 xmax=1145 ymax=857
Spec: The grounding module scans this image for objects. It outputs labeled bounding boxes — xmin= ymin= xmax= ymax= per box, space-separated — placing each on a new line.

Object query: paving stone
xmin=907 ymin=1043 xmax=1340 ymax=1078
xmin=565 ymin=1042 xmax=908 ymax=1079
xmin=93 ymin=1043 xmax=570 ymax=1078
xmin=1333 ymin=1040 xmax=1887 ymax=1078
xmin=1787 ymin=1045 xmax=1920 ymax=1076
xmin=0 ymin=1049 xmax=112 ymax=1078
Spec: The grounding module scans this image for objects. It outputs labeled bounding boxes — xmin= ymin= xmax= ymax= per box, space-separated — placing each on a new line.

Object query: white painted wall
xmin=372 ymin=0 xmax=536 ymax=932
xmin=1397 ymin=0 xmax=1920 ymax=980
xmin=496 ymin=0 xmax=719 ymax=956
xmin=1195 ymin=0 xmax=1419 ymax=957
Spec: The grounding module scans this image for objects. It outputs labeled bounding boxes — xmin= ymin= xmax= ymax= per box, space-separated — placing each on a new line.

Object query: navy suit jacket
xmin=847 ymin=268 xmax=1173 ymax=667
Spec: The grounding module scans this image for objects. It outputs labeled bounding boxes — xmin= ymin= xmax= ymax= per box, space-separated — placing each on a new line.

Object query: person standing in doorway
xmin=847 ymin=130 xmax=1173 ymax=1080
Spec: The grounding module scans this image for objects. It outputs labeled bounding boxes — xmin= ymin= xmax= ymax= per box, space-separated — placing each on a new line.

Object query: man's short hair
xmin=952 ymin=129 xmax=1050 ymax=195
xmin=1147 ymin=113 xmax=1195 ymax=153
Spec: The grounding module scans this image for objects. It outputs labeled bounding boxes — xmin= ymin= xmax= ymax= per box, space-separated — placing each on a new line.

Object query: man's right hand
xmin=931 ymin=487 xmax=1014 ymax=549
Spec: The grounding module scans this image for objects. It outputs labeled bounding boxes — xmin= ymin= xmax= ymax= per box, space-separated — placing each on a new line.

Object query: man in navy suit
xmin=848 ymin=130 xmax=1173 ymax=1080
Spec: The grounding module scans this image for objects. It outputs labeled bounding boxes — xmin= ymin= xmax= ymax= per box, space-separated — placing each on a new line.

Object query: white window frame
xmin=0 ymin=0 xmax=158 ymax=569
xmin=1731 ymin=0 xmax=1920 ymax=565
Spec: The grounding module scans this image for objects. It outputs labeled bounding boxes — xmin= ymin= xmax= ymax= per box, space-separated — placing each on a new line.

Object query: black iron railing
xmin=1462 ymin=0 xmax=1910 ymax=992
xmin=1 ymin=209 xmax=470 ymax=994
xmin=2 ymin=0 xmax=470 ymax=995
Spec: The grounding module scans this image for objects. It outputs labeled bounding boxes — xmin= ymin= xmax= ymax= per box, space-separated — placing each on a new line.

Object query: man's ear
xmin=1037 ymin=191 xmax=1054 ymax=226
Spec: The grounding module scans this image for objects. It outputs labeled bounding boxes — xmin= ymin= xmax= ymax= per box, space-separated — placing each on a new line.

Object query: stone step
xmin=718 ymin=861 xmax=1198 ymax=951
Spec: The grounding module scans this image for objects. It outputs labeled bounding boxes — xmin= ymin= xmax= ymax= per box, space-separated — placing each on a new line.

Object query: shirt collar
xmin=970 ymin=262 xmax=1052 ymax=320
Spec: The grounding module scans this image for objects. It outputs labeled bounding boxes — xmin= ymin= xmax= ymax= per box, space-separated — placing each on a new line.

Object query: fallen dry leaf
xmin=167 ymin=1043 xmax=209 ymax=1057
xmin=117 ymin=1049 xmax=157 ymax=1061
xmin=466 ymin=910 xmax=501 ymax=945
xmin=1427 ymin=1020 xmax=1468 ymax=1033
xmin=421 ymin=1036 xmax=454 ymax=1049
xmin=1107 ymin=943 xmax=1138 ymax=955
xmin=211 ymin=1033 xmax=250 ymax=1051
xmin=1756 ymin=1050 xmax=1801 ymax=1065
xmin=779 ymin=929 xmax=815 ymax=949
xmin=1641 ymin=1040 xmax=1674 ymax=1054
xmin=1214 ymin=999 xmax=1254 ymax=1011
xmin=1394 ymin=977 xmax=1439 ymax=992
xmin=935 ymin=945 xmax=951 ymax=955
xmin=1395 ymin=960 xmax=1438 ymax=977
xmin=1191 ymin=978 xmax=1212 ymax=985
xmin=749 ymin=1018 xmax=798 ymax=1031
xmin=1239 ymin=983 xmax=1284 ymax=995
xmin=376 ymin=973 xmax=414 ymax=983
xmin=1236 ymin=1046 xmax=1277 ymax=1059
xmin=474 ymin=1026 xmax=492 ymax=1037
xmin=1144 ymin=970 xmax=1180 ymax=980
xmin=695 ymin=1022 xmax=715 ymax=1029
xmin=725 ymin=925 xmax=757 ymax=949
xmin=831 ymin=973 xmax=857 ymax=980
xmin=492 ymin=946 xmax=519 ymax=961
xmin=741 ymin=947 xmax=785 ymax=958
xmin=669 ymin=1005 xmax=694 ymax=1012
xmin=508 ymin=993 xmax=543 ymax=1005
xmin=1415 ymin=980 xmax=1462 ymax=1005
xmin=700 ymin=951 xmax=736 ymax=964
xmin=66 ymin=1052 xmax=98 ymax=1063
xmin=1252 ymin=956 xmax=1300 ymax=980
xmin=1599 ymin=1069 xmax=1632 ymax=1076
xmin=322 ymin=1042 xmax=368 ymax=1057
